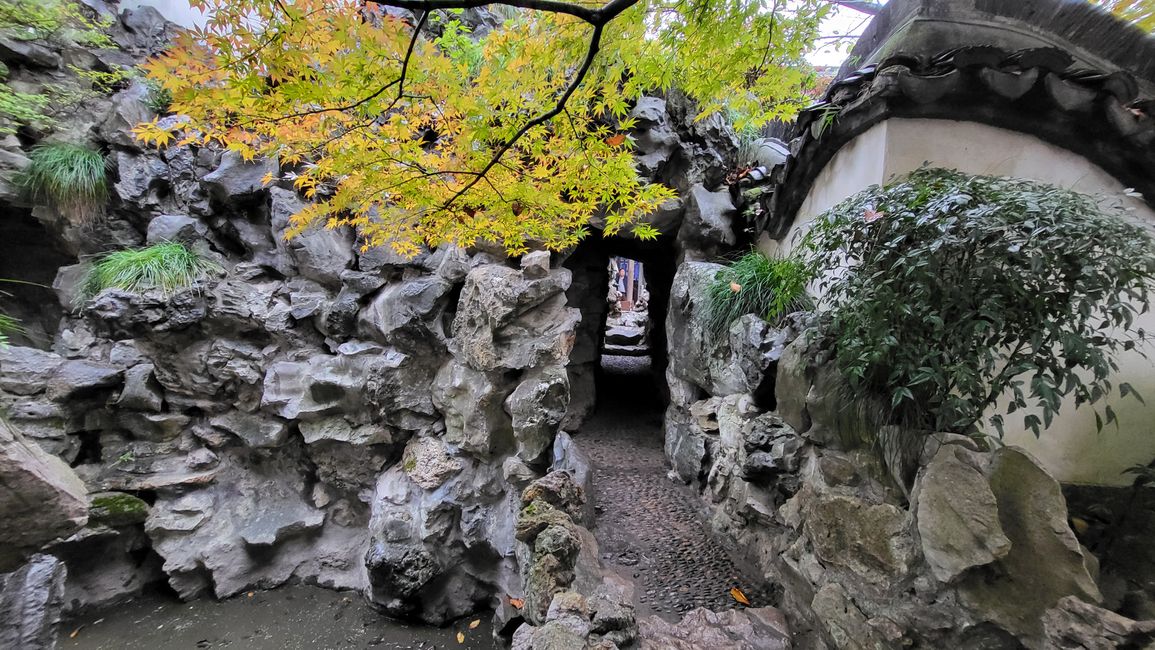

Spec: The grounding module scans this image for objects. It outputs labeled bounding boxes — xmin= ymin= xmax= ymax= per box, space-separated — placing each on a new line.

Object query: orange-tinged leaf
xmin=730 ymin=587 xmax=750 ymax=606
xmin=70 ymin=629 xmax=80 ymax=639
xmin=456 ymin=631 xmax=465 ymax=643
xmin=260 ymin=172 xmax=275 ymax=186
xmin=469 ymin=619 xmax=480 ymax=629
xmin=509 ymin=597 xmax=524 ymax=609
xmin=605 ymin=133 xmax=627 ymax=147
xmin=729 ymin=282 xmax=742 ymax=293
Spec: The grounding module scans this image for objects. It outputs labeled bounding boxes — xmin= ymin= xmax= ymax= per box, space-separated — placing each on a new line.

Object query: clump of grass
xmin=81 ymin=242 xmax=219 ymax=301
xmin=18 ymin=142 xmax=109 ymax=219
xmin=142 ymin=78 xmax=172 ymax=114
xmin=0 ymin=313 xmax=22 ymax=347
xmin=703 ymin=251 xmax=812 ymax=335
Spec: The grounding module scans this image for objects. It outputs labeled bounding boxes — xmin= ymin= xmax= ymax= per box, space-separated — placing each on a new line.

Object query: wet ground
xmin=61 ymin=585 xmax=496 ymax=650
xmin=575 ymin=354 xmax=775 ymax=621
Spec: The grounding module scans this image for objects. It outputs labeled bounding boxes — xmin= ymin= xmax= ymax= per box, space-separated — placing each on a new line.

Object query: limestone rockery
xmin=0 ymin=3 xmax=778 ymax=648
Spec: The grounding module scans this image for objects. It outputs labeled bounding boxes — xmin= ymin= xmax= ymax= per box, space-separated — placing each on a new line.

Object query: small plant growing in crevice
xmin=17 ymin=142 xmax=109 ymax=220
xmin=802 ymin=167 xmax=1155 ymax=439
xmin=0 ymin=312 xmax=22 ymax=347
xmin=703 ymin=250 xmax=811 ymax=335
xmin=81 ymin=242 xmax=219 ymax=301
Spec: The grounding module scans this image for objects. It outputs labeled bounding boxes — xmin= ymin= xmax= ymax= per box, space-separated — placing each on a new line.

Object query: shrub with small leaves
xmin=802 ymin=167 xmax=1155 ymax=438
xmin=703 ymin=250 xmax=811 ymax=335
xmin=18 ymin=142 xmax=108 ymax=219
xmin=82 ymin=242 xmax=219 ymax=301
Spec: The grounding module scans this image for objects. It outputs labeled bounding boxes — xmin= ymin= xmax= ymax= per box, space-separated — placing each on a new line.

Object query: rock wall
xmin=0 ymin=4 xmax=755 ymax=643
xmin=660 ymin=263 xmax=1155 ymax=649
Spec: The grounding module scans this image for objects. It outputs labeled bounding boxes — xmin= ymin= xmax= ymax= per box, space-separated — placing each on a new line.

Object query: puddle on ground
xmin=60 ymin=584 xmax=497 ymax=650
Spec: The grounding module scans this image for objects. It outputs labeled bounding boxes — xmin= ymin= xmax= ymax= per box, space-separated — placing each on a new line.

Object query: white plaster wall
xmin=774 ymin=118 xmax=1155 ymax=486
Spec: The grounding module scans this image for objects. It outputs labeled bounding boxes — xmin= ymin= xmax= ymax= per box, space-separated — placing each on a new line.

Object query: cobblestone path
xmin=574 ymin=355 xmax=775 ymax=621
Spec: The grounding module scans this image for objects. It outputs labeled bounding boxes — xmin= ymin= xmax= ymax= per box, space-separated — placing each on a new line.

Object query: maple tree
xmin=137 ymin=0 xmax=831 ymax=255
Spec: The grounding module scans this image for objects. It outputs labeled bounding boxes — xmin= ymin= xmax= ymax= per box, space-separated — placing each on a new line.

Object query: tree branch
xmin=438 ymin=21 xmax=606 ymax=211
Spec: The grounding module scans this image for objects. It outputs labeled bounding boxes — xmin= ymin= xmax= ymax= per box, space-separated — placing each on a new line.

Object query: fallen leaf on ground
xmin=456 ymin=631 xmax=465 ymax=643
xmin=730 ymin=586 xmax=751 ymax=606
xmin=509 ymin=597 xmax=524 ymax=609
xmin=70 ymin=628 xmax=81 ymax=639
xmin=469 ymin=619 xmax=480 ymax=629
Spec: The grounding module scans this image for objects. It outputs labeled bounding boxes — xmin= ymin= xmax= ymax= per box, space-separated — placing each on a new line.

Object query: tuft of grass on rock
xmin=18 ymin=142 xmax=109 ymax=219
xmin=81 ymin=242 xmax=219 ymax=301
xmin=0 ymin=312 xmax=22 ymax=347
xmin=703 ymin=250 xmax=812 ymax=335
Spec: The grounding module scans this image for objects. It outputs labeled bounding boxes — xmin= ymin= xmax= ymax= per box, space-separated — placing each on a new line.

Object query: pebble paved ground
xmin=574 ymin=355 xmax=776 ymax=622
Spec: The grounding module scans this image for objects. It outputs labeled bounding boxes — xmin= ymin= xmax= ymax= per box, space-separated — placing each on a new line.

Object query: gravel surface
xmin=575 ymin=355 xmax=776 ymax=622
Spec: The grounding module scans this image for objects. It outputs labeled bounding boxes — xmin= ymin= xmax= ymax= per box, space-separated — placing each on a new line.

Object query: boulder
xmin=401 ymin=436 xmax=463 ymax=490
xmin=0 ymin=346 xmax=62 ymax=395
xmin=0 ymin=554 xmax=67 ymax=650
xmin=357 ymin=274 xmax=454 ymax=347
xmin=209 ymin=411 xmax=290 ymax=448
xmin=268 ymin=187 xmax=355 ymax=287
xmin=638 ymin=606 xmax=791 ymax=650
xmin=203 ymin=151 xmax=278 ymax=200
xmin=1043 ymin=595 xmax=1155 ymax=649
xmin=115 ymin=363 xmax=164 ymax=412
xmin=803 ymin=493 xmax=914 ymax=585
xmin=45 ymin=360 xmax=123 ymax=401
xmin=431 ymin=359 xmax=513 ymax=458
xmin=959 ymin=447 xmax=1103 ymax=647
xmin=97 ymin=82 xmax=154 ymax=149
xmin=506 ymin=368 xmax=569 ymax=465
xmin=145 ymin=214 xmax=207 ymax=246
xmin=0 ymin=420 xmax=88 ymax=572
xmin=913 ymin=444 xmax=1010 ymax=583
xmin=677 ymin=183 xmax=737 ymax=255
xmin=451 ymin=264 xmax=580 ymax=372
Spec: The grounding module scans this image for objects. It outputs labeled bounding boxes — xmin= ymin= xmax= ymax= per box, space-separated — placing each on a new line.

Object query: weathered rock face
xmin=0 ymin=554 xmax=68 ymax=650
xmin=662 ymin=265 xmax=1110 ymax=649
xmin=0 ymin=419 xmax=88 ymax=572
xmin=638 ymin=606 xmax=791 ymax=650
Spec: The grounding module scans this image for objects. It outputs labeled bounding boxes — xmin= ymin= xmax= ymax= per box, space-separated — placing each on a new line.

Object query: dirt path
xmin=573 ymin=355 xmax=775 ymax=621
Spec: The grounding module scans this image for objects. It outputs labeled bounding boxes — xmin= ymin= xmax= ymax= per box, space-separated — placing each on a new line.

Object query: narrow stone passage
xmin=574 ymin=355 xmax=774 ymax=622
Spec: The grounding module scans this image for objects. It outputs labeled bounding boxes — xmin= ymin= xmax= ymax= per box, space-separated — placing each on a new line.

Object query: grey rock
xmin=506 ymin=368 xmax=569 ymax=465
xmin=203 ymin=151 xmax=278 ymax=200
xmin=401 ymin=436 xmax=463 ymax=490
xmin=914 ymin=444 xmax=1011 ymax=583
xmin=804 ymin=493 xmax=914 ymax=585
xmin=0 ymin=36 xmax=61 ymax=68
xmin=358 ymin=274 xmax=454 ymax=347
xmin=113 ymin=150 xmax=170 ymax=207
xmin=605 ymin=325 xmax=644 ymax=346
xmin=521 ymin=250 xmax=551 ymax=279
xmin=268 ymin=187 xmax=354 ymax=287
xmin=299 ymin=418 xmax=394 ymax=446
xmin=452 ymin=264 xmax=580 ymax=372
xmin=116 ymin=411 xmax=190 ymax=442
xmin=811 ymin=582 xmax=886 ymax=650
xmin=97 ymin=82 xmax=154 ymax=148
xmin=0 ymin=419 xmax=88 ymax=572
xmin=114 ymin=363 xmax=164 ymax=412
xmin=145 ymin=214 xmax=207 ymax=246
xmin=431 ymin=359 xmax=513 ymax=458
xmin=210 ymin=411 xmax=290 ymax=448
xmin=677 ymin=183 xmax=737 ymax=254
xmin=0 ymin=554 xmax=67 ymax=650
xmin=638 ymin=606 xmax=790 ymax=650
xmin=1043 ymin=595 xmax=1155 ymax=649
xmin=0 ymin=346 xmax=63 ymax=395
xmin=959 ymin=447 xmax=1103 ymax=646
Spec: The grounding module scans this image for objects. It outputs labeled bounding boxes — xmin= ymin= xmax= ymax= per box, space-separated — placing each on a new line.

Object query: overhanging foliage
xmin=802 ymin=167 xmax=1155 ymax=438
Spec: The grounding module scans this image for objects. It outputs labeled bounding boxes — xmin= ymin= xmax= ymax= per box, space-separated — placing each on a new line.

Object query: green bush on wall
xmin=17 ymin=142 xmax=108 ymax=219
xmin=704 ymin=250 xmax=812 ymax=336
xmin=81 ymin=242 xmax=219 ymax=302
xmin=801 ymin=167 xmax=1155 ymax=439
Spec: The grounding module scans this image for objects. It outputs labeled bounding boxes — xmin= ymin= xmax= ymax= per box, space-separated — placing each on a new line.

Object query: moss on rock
xmin=88 ymin=491 xmax=150 ymax=527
